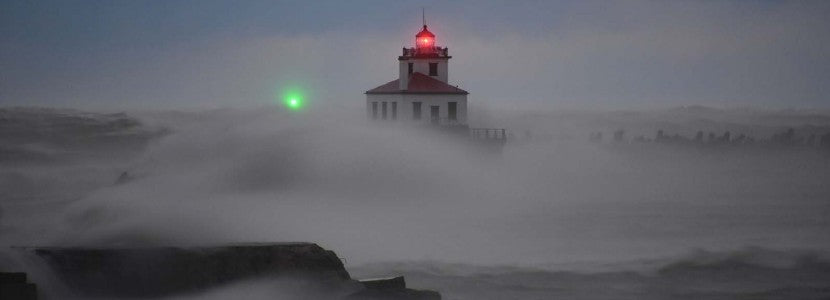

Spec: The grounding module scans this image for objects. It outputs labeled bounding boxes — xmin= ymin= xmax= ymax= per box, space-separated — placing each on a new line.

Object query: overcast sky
xmin=1 ymin=0 xmax=829 ymax=110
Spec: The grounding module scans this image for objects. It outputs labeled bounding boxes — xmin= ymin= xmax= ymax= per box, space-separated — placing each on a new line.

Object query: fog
xmin=2 ymin=106 xmax=829 ymax=267
xmin=2 ymin=1 xmax=830 ymax=298
xmin=1 ymin=105 xmax=830 ymax=298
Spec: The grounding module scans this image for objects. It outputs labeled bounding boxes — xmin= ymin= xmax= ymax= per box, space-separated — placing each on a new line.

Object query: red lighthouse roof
xmin=416 ymin=25 xmax=435 ymax=38
xmin=365 ymin=72 xmax=468 ymax=95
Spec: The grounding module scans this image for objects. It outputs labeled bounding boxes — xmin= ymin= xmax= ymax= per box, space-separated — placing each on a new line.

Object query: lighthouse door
xmin=430 ymin=106 xmax=439 ymax=124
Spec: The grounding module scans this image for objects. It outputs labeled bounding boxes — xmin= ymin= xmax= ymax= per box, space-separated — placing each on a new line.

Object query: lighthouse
xmin=365 ymin=18 xmax=469 ymax=125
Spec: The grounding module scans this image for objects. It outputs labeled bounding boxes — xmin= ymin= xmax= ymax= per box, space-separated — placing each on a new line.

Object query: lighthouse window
xmin=408 ymin=63 xmax=413 ymax=74
xmin=413 ymin=102 xmax=422 ymax=120
xmin=371 ymin=102 xmax=378 ymax=119
xmin=382 ymin=102 xmax=388 ymax=120
xmin=392 ymin=102 xmax=397 ymax=120
xmin=448 ymin=102 xmax=457 ymax=121
xmin=429 ymin=63 xmax=438 ymax=76
xmin=430 ymin=106 xmax=439 ymax=124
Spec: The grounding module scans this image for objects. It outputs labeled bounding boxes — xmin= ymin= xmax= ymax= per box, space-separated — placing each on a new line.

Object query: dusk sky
xmin=2 ymin=0 xmax=829 ymax=110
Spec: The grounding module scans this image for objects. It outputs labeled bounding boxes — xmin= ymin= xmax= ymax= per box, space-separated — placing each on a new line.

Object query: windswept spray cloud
xmin=1 ymin=106 xmax=827 ymax=268
xmin=2 ymin=1 xmax=830 ymax=299
xmin=48 ymin=108 xmax=520 ymax=261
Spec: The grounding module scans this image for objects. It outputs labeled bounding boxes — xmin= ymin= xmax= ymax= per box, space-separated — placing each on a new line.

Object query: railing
xmin=429 ymin=117 xmax=464 ymax=127
xmin=402 ymin=47 xmax=449 ymax=57
xmin=470 ymin=128 xmax=507 ymax=141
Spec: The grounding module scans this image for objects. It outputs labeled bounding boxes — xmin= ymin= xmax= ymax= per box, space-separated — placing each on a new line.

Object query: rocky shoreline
xmin=3 ymin=243 xmax=440 ymax=299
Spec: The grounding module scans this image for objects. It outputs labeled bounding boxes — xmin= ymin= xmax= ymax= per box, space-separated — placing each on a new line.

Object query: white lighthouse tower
xmin=365 ymin=17 xmax=468 ymax=125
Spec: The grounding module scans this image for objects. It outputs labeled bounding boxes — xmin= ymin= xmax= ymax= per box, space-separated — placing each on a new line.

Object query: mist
xmin=3 ymin=1 xmax=830 ymax=299
xmin=3 ymin=106 xmax=829 ymax=267
xmin=2 ymin=104 xmax=830 ymax=299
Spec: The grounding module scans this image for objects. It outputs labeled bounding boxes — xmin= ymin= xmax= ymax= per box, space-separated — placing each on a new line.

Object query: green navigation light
xmin=281 ymin=89 xmax=305 ymax=111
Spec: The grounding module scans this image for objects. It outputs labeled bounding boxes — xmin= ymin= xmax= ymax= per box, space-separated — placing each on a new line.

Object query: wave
xmin=351 ymin=247 xmax=830 ymax=300
xmin=0 ymin=107 xmax=167 ymax=165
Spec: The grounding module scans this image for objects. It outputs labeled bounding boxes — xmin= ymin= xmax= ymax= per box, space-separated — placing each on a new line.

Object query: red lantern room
xmin=416 ymin=25 xmax=435 ymax=53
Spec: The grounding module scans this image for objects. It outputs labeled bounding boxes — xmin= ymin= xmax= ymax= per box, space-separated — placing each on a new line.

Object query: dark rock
xmin=28 ymin=243 xmax=350 ymax=298
xmin=346 ymin=276 xmax=441 ymax=300
xmin=0 ymin=272 xmax=28 ymax=283
xmin=1 ymin=272 xmax=38 ymax=300
xmin=360 ymin=276 xmax=406 ymax=290
xmin=19 ymin=243 xmax=442 ymax=299
xmin=346 ymin=288 xmax=441 ymax=300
